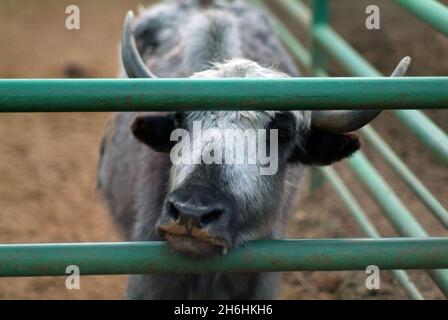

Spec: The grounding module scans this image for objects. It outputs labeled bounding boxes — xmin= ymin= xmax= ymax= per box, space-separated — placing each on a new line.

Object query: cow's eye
xmin=173 ymin=112 xmax=185 ymax=128
xmin=269 ymin=112 xmax=296 ymax=144
xmin=278 ymin=126 xmax=294 ymax=142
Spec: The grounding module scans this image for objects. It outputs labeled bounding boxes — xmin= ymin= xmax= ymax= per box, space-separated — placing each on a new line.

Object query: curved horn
xmin=121 ymin=11 xmax=157 ymax=78
xmin=311 ymin=56 xmax=411 ymax=133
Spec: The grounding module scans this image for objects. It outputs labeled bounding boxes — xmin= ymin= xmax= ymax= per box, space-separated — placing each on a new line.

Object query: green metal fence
xmin=0 ymin=0 xmax=447 ymax=300
xmin=0 ymin=78 xmax=447 ymax=111
xmin=251 ymin=0 xmax=448 ymax=299
xmin=2 ymin=239 xmax=448 ymax=277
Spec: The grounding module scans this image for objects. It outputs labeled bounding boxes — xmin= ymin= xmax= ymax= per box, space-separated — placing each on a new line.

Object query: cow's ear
xmin=289 ymin=128 xmax=361 ymax=166
xmin=131 ymin=115 xmax=176 ymax=153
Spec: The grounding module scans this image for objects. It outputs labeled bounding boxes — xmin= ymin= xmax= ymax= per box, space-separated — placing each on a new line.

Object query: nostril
xmin=200 ymin=208 xmax=223 ymax=226
xmin=167 ymin=201 xmax=180 ymax=221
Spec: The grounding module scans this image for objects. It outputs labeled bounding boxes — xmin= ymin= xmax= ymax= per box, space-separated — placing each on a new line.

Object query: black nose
xmin=165 ymin=191 xmax=225 ymax=229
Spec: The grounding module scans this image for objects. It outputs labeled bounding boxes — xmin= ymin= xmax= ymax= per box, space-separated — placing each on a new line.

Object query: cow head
xmin=122 ymin=11 xmax=411 ymax=257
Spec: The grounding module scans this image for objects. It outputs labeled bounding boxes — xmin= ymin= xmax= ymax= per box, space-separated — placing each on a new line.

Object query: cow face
xmin=131 ymin=62 xmax=361 ymax=257
xmin=121 ymin=4 xmax=410 ymax=257
xmin=133 ymin=109 xmax=359 ymax=257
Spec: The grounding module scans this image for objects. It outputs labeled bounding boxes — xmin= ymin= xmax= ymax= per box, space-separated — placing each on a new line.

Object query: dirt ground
xmin=0 ymin=0 xmax=447 ymax=299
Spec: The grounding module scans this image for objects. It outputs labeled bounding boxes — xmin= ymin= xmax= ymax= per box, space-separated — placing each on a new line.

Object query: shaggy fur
xmin=98 ymin=0 xmax=358 ymax=299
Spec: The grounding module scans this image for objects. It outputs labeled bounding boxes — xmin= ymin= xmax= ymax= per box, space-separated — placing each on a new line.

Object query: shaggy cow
xmin=97 ymin=0 xmax=410 ymax=299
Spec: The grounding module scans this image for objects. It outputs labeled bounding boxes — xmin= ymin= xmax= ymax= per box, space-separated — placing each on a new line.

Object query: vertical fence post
xmin=309 ymin=0 xmax=329 ymax=192
xmin=311 ymin=0 xmax=329 ymax=76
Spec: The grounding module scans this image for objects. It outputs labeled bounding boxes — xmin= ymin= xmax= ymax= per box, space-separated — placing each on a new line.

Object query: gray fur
xmin=98 ymin=0 xmax=306 ymax=299
xmin=133 ymin=0 xmax=300 ymax=77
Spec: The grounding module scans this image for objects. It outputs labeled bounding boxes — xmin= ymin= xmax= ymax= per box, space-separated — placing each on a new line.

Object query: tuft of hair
xmin=183 ymin=10 xmax=242 ymax=73
xmin=190 ymin=59 xmax=311 ymax=134
xmin=192 ymin=58 xmax=289 ymax=78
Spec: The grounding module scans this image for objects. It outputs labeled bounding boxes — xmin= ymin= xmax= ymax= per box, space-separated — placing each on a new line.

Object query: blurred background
xmin=0 ymin=0 xmax=447 ymax=299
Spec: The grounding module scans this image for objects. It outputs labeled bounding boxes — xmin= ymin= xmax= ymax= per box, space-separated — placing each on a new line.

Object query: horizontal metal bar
xmin=319 ymin=166 xmax=424 ymax=299
xmin=394 ymin=0 xmax=448 ymax=37
xmin=0 ymin=78 xmax=447 ymax=112
xmin=360 ymin=126 xmax=448 ymax=228
xmin=1 ymin=239 xmax=448 ymax=277
xmin=347 ymin=152 xmax=448 ymax=296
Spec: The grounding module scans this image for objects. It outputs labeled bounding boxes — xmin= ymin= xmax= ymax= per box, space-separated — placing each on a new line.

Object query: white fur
xmin=169 ymin=59 xmax=311 ymax=207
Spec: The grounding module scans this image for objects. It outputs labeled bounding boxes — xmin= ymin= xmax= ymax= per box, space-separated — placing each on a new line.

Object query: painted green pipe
xmin=394 ymin=0 xmax=448 ymax=37
xmin=1 ymin=239 xmax=448 ymax=277
xmin=393 ymin=110 xmax=448 ymax=167
xmin=1 ymin=78 xmax=447 ymax=112
xmin=360 ymin=126 xmax=448 ymax=228
xmin=347 ymin=152 xmax=448 ymax=296
xmin=320 ymin=166 xmax=424 ymax=299
xmin=278 ymin=0 xmax=311 ymax=30
xmin=311 ymin=0 xmax=329 ymax=75
xmin=262 ymin=0 xmax=312 ymax=70
xmin=277 ymin=0 xmax=448 ymax=167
